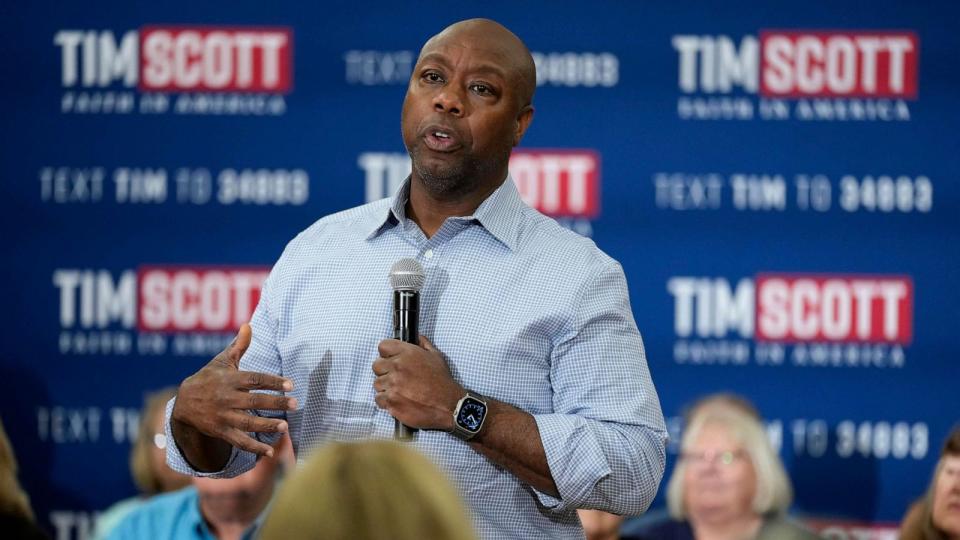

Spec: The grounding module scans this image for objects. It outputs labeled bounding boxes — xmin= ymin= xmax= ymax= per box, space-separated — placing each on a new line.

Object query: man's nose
xmin=433 ymin=88 xmax=464 ymax=116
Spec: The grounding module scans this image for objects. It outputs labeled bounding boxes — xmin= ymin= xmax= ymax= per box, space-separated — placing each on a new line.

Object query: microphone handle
xmin=393 ymin=290 xmax=419 ymax=441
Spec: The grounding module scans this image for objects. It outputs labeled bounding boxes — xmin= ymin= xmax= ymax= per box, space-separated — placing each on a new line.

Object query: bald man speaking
xmin=165 ymin=19 xmax=667 ymax=539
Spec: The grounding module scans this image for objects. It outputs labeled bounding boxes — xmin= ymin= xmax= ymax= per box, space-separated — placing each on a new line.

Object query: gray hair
xmin=666 ymin=406 xmax=793 ymax=519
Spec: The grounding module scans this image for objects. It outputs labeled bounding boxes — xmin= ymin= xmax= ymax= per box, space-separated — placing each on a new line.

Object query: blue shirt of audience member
xmin=106 ymin=486 xmax=259 ymax=540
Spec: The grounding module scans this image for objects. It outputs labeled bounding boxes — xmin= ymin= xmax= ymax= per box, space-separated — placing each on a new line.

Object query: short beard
xmin=408 ymin=146 xmax=510 ymax=200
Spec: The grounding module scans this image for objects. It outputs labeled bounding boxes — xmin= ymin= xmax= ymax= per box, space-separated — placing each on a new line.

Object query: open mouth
xmin=422 ymin=126 xmax=462 ymax=152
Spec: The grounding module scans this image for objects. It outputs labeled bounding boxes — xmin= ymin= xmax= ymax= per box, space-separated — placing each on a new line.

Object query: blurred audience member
xmin=0 ymin=417 xmax=48 ymax=539
xmin=627 ymin=395 xmax=818 ymax=540
xmin=579 ymin=508 xmax=626 ymax=540
xmin=683 ymin=393 xmax=760 ymax=423
xmin=259 ymin=440 xmax=477 ymax=540
xmin=106 ymin=434 xmax=287 ymax=540
xmin=93 ymin=388 xmax=191 ymax=540
xmin=900 ymin=426 xmax=960 ymax=540
xmin=583 ymin=394 xmax=761 ymax=540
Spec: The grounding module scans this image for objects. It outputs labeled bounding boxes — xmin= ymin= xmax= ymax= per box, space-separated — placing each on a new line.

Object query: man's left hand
xmin=372 ymin=336 xmax=464 ymax=430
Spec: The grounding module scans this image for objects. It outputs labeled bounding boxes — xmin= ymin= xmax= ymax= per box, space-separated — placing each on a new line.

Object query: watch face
xmin=457 ymin=397 xmax=487 ymax=433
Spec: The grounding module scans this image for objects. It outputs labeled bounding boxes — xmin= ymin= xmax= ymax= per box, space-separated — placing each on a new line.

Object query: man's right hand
xmin=170 ymin=323 xmax=296 ymax=472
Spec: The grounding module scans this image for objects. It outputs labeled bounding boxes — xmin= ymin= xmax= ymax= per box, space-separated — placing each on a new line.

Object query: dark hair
xmin=899 ymin=425 xmax=960 ymax=540
xmin=942 ymin=425 xmax=960 ymax=457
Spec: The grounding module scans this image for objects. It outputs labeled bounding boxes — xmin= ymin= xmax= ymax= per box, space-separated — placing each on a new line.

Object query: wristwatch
xmin=450 ymin=391 xmax=488 ymax=441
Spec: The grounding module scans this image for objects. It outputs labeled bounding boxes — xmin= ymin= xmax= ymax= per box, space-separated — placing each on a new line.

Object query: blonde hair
xmin=259 ymin=440 xmax=477 ymax=540
xmin=130 ymin=387 xmax=178 ymax=494
xmin=0 ymin=417 xmax=34 ymax=521
xmin=666 ymin=405 xmax=793 ymax=520
xmin=683 ymin=393 xmax=760 ymax=423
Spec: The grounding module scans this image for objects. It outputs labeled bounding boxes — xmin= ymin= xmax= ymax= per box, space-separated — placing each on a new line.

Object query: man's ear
xmin=513 ymin=105 xmax=535 ymax=147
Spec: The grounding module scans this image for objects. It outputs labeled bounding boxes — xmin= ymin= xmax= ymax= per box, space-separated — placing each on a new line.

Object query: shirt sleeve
xmin=531 ymin=261 xmax=667 ymax=514
xmin=165 ymin=258 xmax=286 ymax=478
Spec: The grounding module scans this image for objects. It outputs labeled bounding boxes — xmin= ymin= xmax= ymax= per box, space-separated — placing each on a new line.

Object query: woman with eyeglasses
xmin=628 ymin=396 xmax=820 ymax=540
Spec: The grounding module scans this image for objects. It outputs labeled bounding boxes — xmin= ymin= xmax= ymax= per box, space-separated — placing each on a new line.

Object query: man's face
xmin=401 ymin=30 xmax=531 ymax=196
xmin=193 ymin=449 xmax=278 ymax=511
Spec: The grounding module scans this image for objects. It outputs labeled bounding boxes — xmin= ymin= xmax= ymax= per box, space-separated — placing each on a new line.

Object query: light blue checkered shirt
xmin=167 ymin=176 xmax=667 ymax=539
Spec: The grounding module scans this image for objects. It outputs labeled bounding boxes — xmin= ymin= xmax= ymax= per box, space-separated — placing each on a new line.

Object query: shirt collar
xmin=365 ymin=175 xmax=524 ymax=251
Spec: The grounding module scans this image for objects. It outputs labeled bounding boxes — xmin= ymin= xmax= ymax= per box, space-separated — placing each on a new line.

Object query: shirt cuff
xmin=532 ymin=413 xmax=612 ymax=511
xmin=164 ymin=396 xmax=256 ymax=478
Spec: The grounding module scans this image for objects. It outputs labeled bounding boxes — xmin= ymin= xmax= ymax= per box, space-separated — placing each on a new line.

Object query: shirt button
xmin=424 ymin=249 xmax=434 ymax=259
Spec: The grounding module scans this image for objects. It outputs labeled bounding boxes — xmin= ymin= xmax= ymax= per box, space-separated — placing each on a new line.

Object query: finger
xmin=227 ymin=323 xmax=253 ymax=366
xmin=378 ymin=339 xmax=405 ymax=358
xmin=224 ymin=411 xmax=289 ymax=434
xmin=235 ymin=370 xmax=294 ymax=392
xmin=374 ymin=390 xmax=392 ymax=410
xmin=232 ymin=392 xmax=297 ymax=412
xmin=419 ymin=334 xmax=436 ymax=351
xmin=220 ymin=426 xmax=275 ymax=458
xmin=372 ymin=374 xmax=390 ymax=393
xmin=372 ymin=357 xmax=391 ymax=376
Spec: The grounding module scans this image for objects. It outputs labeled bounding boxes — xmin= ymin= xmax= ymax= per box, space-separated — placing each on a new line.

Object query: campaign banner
xmin=1 ymin=2 xmax=958 ymax=538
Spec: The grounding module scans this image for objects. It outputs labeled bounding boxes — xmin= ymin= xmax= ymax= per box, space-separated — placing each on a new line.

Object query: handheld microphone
xmin=389 ymin=258 xmax=425 ymax=441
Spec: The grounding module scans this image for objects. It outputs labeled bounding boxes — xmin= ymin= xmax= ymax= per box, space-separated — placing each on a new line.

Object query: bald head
xmin=401 ymin=18 xmax=537 ymax=200
xmin=418 ymin=18 xmax=536 ymax=109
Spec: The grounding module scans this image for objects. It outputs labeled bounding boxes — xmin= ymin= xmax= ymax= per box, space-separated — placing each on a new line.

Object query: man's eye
xmin=423 ymin=72 xmax=443 ymax=83
xmin=471 ymin=83 xmax=494 ymax=95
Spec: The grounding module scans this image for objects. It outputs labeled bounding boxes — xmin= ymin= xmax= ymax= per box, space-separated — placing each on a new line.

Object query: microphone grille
xmin=389 ymin=258 xmax=425 ymax=292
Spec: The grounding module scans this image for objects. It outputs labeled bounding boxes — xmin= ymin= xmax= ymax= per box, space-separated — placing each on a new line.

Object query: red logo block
xmin=509 ymin=150 xmax=600 ymax=218
xmin=139 ymin=26 xmax=293 ymax=93
xmin=760 ymin=31 xmax=918 ymax=98
xmin=138 ymin=266 xmax=269 ymax=332
xmin=755 ymin=274 xmax=913 ymax=344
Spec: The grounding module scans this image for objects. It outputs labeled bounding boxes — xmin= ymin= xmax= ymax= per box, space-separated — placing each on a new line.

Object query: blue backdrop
xmin=2 ymin=1 xmax=958 ymax=538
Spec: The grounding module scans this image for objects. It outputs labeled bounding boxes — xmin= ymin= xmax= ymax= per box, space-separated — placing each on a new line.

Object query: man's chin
xmin=414 ymin=148 xmax=459 ymax=168
xmin=412 ymin=156 xmax=469 ymax=191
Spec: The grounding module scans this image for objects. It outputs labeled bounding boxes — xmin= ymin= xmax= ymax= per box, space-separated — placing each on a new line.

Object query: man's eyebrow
xmin=417 ymin=53 xmax=509 ymax=80
xmin=469 ymin=64 xmax=508 ymax=80
xmin=417 ymin=52 xmax=452 ymax=68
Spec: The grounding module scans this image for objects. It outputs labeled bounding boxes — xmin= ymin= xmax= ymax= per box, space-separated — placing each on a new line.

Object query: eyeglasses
xmin=153 ymin=433 xmax=167 ymax=450
xmin=680 ymin=449 xmax=748 ymax=466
